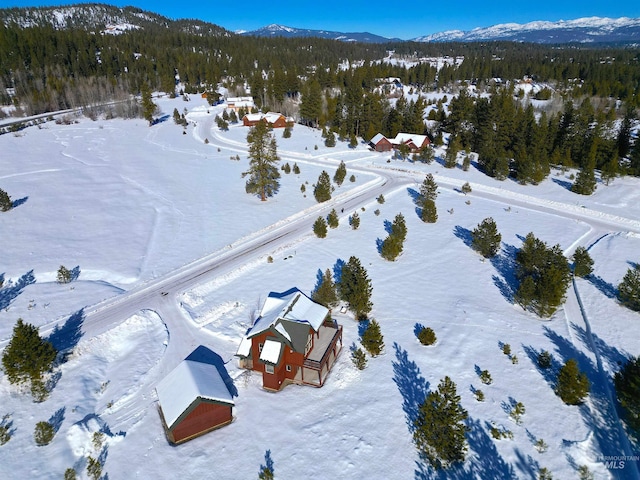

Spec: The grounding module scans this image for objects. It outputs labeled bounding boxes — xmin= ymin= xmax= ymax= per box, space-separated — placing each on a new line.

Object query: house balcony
xmin=296 ymin=325 xmax=343 ymax=387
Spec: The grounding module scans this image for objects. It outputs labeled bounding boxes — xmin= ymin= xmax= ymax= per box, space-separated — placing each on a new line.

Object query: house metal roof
xmin=156 ymin=359 xmax=234 ymax=430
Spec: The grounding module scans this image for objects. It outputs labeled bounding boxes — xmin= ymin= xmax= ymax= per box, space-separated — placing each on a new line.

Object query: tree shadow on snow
xmin=332 ymin=258 xmax=346 ymax=285
xmin=453 ymin=226 xmax=473 ymax=248
xmin=185 ymin=345 xmax=238 ymax=397
xmin=48 ymin=407 xmax=65 ymax=434
xmin=551 ymin=177 xmax=573 ymax=191
xmin=587 ymin=275 xmax=618 ymax=299
xmin=538 ymin=326 xmax=633 ymax=467
xmin=48 ymin=309 xmax=85 ymax=357
xmin=522 ymin=344 xmax=562 ymax=390
xmin=571 ymin=323 xmax=630 ymax=371
xmin=414 ymin=417 xmax=517 ymax=480
xmin=0 ymin=270 xmax=36 ymax=310
xmin=490 ymin=243 xmax=518 ymax=303
xmin=391 ymin=343 xmax=429 ymax=435
xmin=12 ymin=196 xmax=28 ymax=208
xmin=376 ymin=237 xmax=384 ymax=254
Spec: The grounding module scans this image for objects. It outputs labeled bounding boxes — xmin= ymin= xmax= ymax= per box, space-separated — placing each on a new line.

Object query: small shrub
xmin=349 ymin=174 xmax=356 ymax=182
xmin=510 ymin=401 xmax=525 ymax=424
xmin=578 ymin=465 xmax=594 ymax=480
xmin=538 ymin=467 xmax=553 ymax=480
xmin=417 ymin=327 xmax=437 ymax=346
xmin=204 ymin=138 xmax=209 ymax=144
xmin=293 ymin=163 xmax=300 ymax=174
xmin=86 ymin=456 xmax=102 ymax=480
xmin=267 ymin=256 xmax=273 ymax=263
xmin=374 ymin=209 xmax=380 ymax=216
xmin=474 ymin=389 xmax=485 ymax=402
xmin=57 ymin=265 xmax=72 ymax=284
xmin=300 ymin=184 xmax=306 ymax=193
xmin=377 ymin=194 xmax=385 ymax=204
xmin=92 ymin=432 xmax=105 ymax=451
xmin=327 ymin=209 xmax=339 ymax=229
xmin=461 ymin=182 xmax=472 ymax=194
xmin=313 ymin=216 xmax=328 ymax=238
xmin=538 ymin=350 xmax=552 ymax=369
xmin=535 ymin=438 xmax=548 ymax=453
xmin=490 ymin=425 xmax=513 ymax=440
xmin=502 ymin=343 xmax=511 ymax=356
xmin=64 ymin=468 xmax=77 ymax=480
xmin=349 ymin=212 xmax=360 ymax=230
xmin=0 ymin=421 xmax=11 ymax=445
xmin=479 ymin=369 xmax=492 ymax=385
xmin=351 ymin=347 xmax=367 ymax=370
xmin=34 ymin=421 xmax=55 ymax=446
xmin=511 ymin=355 xmax=519 ymax=364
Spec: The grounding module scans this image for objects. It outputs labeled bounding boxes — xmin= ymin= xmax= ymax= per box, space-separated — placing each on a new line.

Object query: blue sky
xmin=3 ymin=0 xmax=640 ymax=39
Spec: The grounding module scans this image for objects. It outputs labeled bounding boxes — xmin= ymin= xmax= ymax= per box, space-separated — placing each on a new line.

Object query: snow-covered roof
xmin=260 ymin=339 xmax=283 ymax=364
xmin=370 ymin=133 xmax=387 ymax=144
xmin=236 ymin=336 xmax=252 ymax=357
xmin=392 ymin=133 xmax=429 ymax=147
xmin=236 ymin=288 xmax=329 ymax=356
xmin=156 ymin=359 xmax=234 ymax=430
xmin=243 ymin=112 xmax=285 ymax=124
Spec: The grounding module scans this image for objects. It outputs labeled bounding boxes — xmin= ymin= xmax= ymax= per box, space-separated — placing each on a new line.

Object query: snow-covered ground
xmin=0 ymin=95 xmax=639 ymax=479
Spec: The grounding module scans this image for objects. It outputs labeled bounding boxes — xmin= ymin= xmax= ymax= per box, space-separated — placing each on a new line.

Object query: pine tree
xmin=34 ymin=421 xmax=55 ymax=446
xmin=471 ymin=217 xmax=502 ymax=258
xmin=0 ymin=188 xmax=12 ymax=212
xmin=418 ymin=327 xmax=437 ymax=346
xmin=413 ymin=376 xmax=469 ymax=470
xmin=618 ymin=264 xmax=640 ymax=311
xmin=140 ymin=83 xmax=156 ymax=126
xmin=338 ymin=256 xmax=373 ymax=320
xmin=572 ymin=246 xmax=593 ymax=278
xmin=314 ymin=171 xmax=332 ymax=203
xmin=515 ymin=233 xmax=571 ymax=317
xmin=614 ymin=355 xmax=640 ymax=432
xmin=556 ymin=358 xmax=590 ymax=405
xmin=361 ymin=319 xmax=384 ymax=356
xmin=313 ymin=216 xmax=328 ymax=238
xmin=327 ymin=209 xmax=339 ymax=229
xmin=380 ymin=213 xmax=407 ymax=261
xmin=421 ymin=199 xmax=438 ymax=223
xmin=444 ymin=134 xmax=460 ymax=168
xmin=57 ymin=265 xmax=72 ymax=284
xmin=461 ymin=182 xmax=472 ymax=194
xmin=420 ymin=174 xmax=438 ymax=202
xmin=312 ymin=269 xmax=339 ymax=308
xmin=324 ymin=131 xmax=336 ymax=147
xmin=293 ymin=163 xmax=300 ymax=174
xmin=243 ymin=121 xmax=280 ymax=201
xmin=1 ymin=319 xmax=57 ymax=393
xmin=351 ymin=347 xmax=367 ymax=370
xmin=334 ymin=161 xmax=347 ymax=185
xmin=349 ymin=212 xmax=360 ymax=230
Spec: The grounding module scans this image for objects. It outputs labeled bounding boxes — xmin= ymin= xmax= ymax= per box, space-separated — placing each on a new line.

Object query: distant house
xmin=369 ymin=133 xmax=394 ymax=152
xmin=226 ymin=96 xmax=255 ymax=112
xmin=235 ymin=287 xmax=343 ymax=391
xmin=242 ymin=112 xmax=290 ymax=128
xmin=369 ymin=132 xmax=431 ymax=153
xmin=156 ymin=347 xmax=235 ymax=444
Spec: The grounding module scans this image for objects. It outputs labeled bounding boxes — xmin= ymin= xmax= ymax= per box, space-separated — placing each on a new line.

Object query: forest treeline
xmin=1 ymin=6 xmax=640 ymax=180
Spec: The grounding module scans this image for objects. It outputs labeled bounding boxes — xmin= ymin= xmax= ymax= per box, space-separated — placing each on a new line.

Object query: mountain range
xmin=1 ymin=4 xmax=639 ymax=45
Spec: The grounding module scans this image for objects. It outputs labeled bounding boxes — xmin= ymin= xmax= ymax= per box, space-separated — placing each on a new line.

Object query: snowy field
xmin=0 ymin=95 xmax=639 ymax=479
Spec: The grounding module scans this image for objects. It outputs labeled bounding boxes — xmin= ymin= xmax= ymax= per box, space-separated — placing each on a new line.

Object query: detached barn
xmin=156 ymin=354 xmax=235 ymax=444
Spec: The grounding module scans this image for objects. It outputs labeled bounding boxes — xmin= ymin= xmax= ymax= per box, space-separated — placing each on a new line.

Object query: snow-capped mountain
xmin=0 ymin=3 xmax=230 ymax=37
xmin=413 ymin=16 xmax=640 ymax=44
xmin=242 ymin=24 xmax=400 ymax=43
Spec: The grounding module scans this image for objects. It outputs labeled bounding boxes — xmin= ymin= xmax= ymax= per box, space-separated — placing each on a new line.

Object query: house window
xmin=265 ymin=364 xmax=274 ymax=374
xmin=305 ymin=333 xmax=313 ymax=356
xmin=259 ymin=343 xmax=264 ymax=352
xmin=286 ymin=365 xmax=292 ymax=372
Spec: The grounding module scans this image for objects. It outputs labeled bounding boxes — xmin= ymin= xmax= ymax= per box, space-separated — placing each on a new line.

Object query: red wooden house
xmin=242 ymin=112 xmax=289 ymax=128
xmin=369 ymin=132 xmax=431 ymax=153
xmin=235 ymin=287 xmax=343 ymax=391
xmin=156 ymin=349 xmax=235 ymax=444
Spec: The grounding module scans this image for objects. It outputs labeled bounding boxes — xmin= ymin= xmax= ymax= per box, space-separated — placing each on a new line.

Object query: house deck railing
xmin=304 ymin=325 xmax=342 ymax=371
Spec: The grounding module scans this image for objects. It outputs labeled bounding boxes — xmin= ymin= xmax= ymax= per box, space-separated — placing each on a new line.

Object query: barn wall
xmin=172 ymin=401 xmax=232 ymax=443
